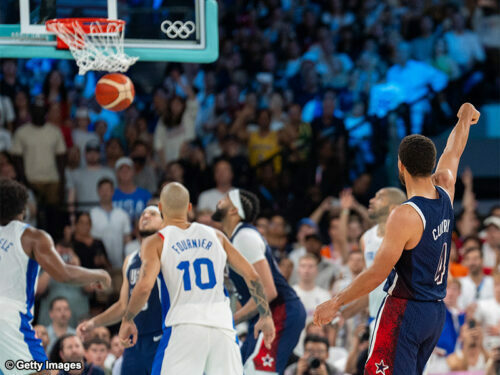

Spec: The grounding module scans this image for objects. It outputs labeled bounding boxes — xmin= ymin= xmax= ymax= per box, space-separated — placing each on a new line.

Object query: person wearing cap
xmin=72 ymin=107 xmax=99 ymax=167
xmin=67 ymin=139 xmax=116 ymax=212
xmin=78 ymin=205 xmax=165 ymax=375
xmin=112 ymin=157 xmax=152 ymax=224
xmin=213 ymin=188 xmax=306 ymax=374
xmin=482 ymin=216 xmax=500 ymax=271
xmin=90 ymin=178 xmax=132 ymax=269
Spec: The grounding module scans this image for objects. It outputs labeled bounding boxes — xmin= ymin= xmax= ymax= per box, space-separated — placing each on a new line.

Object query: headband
xmin=228 ymin=189 xmax=246 ymax=220
xmin=144 ymin=205 xmax=161 ymax=214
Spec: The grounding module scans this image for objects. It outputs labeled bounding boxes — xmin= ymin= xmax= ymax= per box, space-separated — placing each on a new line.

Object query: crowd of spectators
xmin=0 ymin=0 xmax=499 ymax=373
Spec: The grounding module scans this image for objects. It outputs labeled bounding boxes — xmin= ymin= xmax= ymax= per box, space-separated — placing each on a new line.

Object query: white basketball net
xmin=47 ymin=19 xmax=138 ymax=75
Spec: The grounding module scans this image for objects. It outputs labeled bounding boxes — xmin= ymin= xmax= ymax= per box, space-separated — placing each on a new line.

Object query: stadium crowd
xmin=0 ymin=0 xmax=499 ymax=373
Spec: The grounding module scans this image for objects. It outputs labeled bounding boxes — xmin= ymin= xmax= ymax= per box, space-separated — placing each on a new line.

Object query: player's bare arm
xmin=313 ymin=205 xmax=421 ymax=326
xmin=77 ymin=255 xmax=131 ymax=339
xmin=432 ymin=103 xmax=480 ymax=200
xmin=216 ymin=230 xmax=276 ymax=348
xmin=119 ymin=234 xmax=162 ymax=347
xmin=232 ymin=258 xmax=278 ymax=324
xmin=24 ymin=227 xmax=111 ymax=288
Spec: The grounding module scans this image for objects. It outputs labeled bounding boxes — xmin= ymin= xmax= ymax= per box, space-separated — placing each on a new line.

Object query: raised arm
xmin=77 ymin=255 xmax=132 ymax=340
xmin=119 ymin=235 xmax=162 ymax=346
xmin=24 ymin=227 xmax=111 ymax=288
xmin=216 ymin=231 xmax=276 ymax=348
xmin=433 ymin=103 xmax=480 ymax=201
xmin=313 ymin=205 xmax=420 ymax=326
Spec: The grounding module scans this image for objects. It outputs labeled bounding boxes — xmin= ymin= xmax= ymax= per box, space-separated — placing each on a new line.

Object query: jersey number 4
xmin=434 ymin=243 xmax=447 ymax=285
xmin=177 ymin=258 xmax=216 ymax=291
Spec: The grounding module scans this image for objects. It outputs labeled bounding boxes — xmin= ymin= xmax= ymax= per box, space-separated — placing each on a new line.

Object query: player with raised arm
xmin=118 ymin=182 xmax=275 ymax=375
xmin=77 ymin=206 xmax=164 ymax=375
xmin=213 ymin=189 xmax=306 ymax=375
xmin=0 ymin=178 xmax=111 ymax=375
xmin=313 ymin=103 xmax=480 ymax=374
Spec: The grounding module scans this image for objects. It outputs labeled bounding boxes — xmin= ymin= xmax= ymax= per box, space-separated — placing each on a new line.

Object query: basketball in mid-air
xmin=95 ymin=73 xmax=135 ymax=112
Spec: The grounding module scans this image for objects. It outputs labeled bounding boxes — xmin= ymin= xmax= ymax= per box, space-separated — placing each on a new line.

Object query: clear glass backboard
xmin=0 ymin=0 xmax=218 ymax=64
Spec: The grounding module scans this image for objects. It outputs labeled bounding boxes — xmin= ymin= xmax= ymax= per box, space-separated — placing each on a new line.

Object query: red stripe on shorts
xmin=253 ymin=302 xmax=287 ymax=372
xmin=365 ymin=296 xmax=408 ymax=375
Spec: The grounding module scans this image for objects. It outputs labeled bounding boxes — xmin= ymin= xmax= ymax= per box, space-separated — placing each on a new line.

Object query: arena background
xmin=0 ymin=0 xmax=499 ymax=373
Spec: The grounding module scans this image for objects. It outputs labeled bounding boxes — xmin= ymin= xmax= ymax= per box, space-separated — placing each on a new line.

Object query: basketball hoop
xmin=46 ymin=18 xmax=138 ymax=75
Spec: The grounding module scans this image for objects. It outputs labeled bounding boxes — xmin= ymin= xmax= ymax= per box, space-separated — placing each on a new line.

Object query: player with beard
xmin=213 ymin=189 xmax=306 ymax=375
xmin=314 ymin=103 xmax=480 ymax=374
xmin=77 ymin=206 xmax=164 ymax=375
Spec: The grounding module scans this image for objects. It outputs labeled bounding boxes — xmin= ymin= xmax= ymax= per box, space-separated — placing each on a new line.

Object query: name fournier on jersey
xmin=170 ymin=238 xmax=213 ymax=254
xmin=432 ymin=219 xmax=450 ymax=241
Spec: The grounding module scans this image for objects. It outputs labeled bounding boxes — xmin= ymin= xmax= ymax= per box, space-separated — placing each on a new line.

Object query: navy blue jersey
xmin=384 ymin=186 xmax=454 ymax=301
xmin=126 ymin=251 xmax=163 ymax=335
xmin=229 ymin=223 xmax=299 ymax=307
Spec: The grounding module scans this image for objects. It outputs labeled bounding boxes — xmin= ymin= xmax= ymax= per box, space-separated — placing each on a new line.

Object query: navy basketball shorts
xmin=365 ymin=295 xmax=446 ymax=375
xmin=121 ymin=331 xmax=161 ymax=375
xmin=241 ymin=299 xmax=306 ymax=375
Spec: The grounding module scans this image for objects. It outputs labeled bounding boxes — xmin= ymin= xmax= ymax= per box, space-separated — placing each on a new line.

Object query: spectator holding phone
xmin=447 ymin=319 xmax=488 ymax=371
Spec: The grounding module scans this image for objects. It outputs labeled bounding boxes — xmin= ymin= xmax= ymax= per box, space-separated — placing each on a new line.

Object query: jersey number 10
xmin=177 ymin=258 xmax=217 ymax=291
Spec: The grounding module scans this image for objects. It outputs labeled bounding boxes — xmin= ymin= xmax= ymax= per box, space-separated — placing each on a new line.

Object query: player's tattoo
xmin=248 ymin=279 xmax=271 ymax=317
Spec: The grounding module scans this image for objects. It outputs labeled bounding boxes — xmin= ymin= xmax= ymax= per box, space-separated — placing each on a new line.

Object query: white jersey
xmin=0 ymin=221 xmax=47 ymax=375
xmin=363 ymin=225 xmax=386 ymax=319
xmin=158 ymin=222 xmax=234 ymax=332
xmin=0 ymin=221 xmax=39 ymax=315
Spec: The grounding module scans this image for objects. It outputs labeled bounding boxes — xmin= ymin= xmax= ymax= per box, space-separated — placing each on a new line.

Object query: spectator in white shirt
xmin=90 ymin=178 xmax=131 ymax=269
xmin=475 ymin=272 xmax=500 ymax=350
xmin=482 ymin=216 xmax=500 ymax=271
xmin=444 ymin=13 xmax=485 ymax=73
xmin=197 ymin=159 xmax=233 ymax=212
xmin=458 ymin=247 xmax=494 ymax=310
xmin=293 ymin=253 xmax=332 ymax=322
xmin=386 ymin=42 xmax=448 ymax=134
xmin=67 ymin=139 xmax=116 ymax=212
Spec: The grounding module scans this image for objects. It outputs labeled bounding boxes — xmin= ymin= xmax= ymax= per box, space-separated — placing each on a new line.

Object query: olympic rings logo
xmin=160 ymin=20 xmax=196 ymax=39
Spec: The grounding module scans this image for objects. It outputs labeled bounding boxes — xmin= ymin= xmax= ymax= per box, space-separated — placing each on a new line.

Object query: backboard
xmin=0 ymin=0 xmax=218 ymax=64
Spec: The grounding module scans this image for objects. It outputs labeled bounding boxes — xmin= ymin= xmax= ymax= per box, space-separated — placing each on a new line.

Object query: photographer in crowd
xmin=285 ymin=335 xmax=342 ymax=375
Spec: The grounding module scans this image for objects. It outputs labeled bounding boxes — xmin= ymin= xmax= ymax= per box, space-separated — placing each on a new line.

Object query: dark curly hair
xmin=0 ymin=178 xmax=28 ymax=225
xmin=398 ymin=134 xmax=436 ymax=177
xmin=239 ymin=189 xmax=260 ymax=223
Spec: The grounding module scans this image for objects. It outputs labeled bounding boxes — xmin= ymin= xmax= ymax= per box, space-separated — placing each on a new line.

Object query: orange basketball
xmin=95 ymin=73 xmax=135 ymax=112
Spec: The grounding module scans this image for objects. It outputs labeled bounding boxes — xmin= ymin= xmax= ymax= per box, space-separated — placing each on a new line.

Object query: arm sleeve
xmin=232 ymin=229 xmax=266 ymax=264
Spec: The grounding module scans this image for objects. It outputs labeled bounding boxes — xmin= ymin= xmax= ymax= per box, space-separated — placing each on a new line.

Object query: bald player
xmin=118 ymin=182 xmax=275 ymax=375
xmin=342 ymin=188 xmax=407 ymax=333
xmin=78 ymin=206 xmax=164 ymax=375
